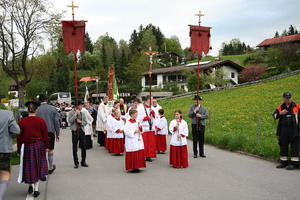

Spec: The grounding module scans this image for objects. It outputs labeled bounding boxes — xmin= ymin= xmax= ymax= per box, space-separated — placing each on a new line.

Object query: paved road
xmin=5 ymin=128 xmax=300 ymax=200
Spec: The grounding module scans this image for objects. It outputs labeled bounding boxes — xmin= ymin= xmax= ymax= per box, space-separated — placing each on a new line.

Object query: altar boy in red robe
xmin=124 ymin=109 xmax=146 ymax=173
xmin=137 ymin=95 xmax=156 ymax=162
xmin=155 ymin=109 xmax=168 ymax=154
xmin=169 ymin=110 xmax=189 ymax=168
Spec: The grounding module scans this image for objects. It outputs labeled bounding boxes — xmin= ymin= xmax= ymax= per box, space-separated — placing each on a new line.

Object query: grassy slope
xmin=189 ymin=53 xmax=253 ymax=67
xmin=159 ymin=73 xmax=300 ymax=159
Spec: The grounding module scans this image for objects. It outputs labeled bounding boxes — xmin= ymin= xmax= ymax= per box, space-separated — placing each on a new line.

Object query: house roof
xmin=257 ymin=33 xmax=300 ymax=47
xmin=141 ymin=60 xmax=244 ymax=75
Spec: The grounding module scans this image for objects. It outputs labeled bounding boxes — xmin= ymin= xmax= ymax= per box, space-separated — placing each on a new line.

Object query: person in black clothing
xmin=273 ymin=92 xmax=300 ymax=170
xmin=188 ymin=95 xmax=208 ymax=158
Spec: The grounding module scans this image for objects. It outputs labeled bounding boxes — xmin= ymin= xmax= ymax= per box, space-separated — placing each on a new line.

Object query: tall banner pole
xmin=73 ymin=53 xmax=78 ymax=104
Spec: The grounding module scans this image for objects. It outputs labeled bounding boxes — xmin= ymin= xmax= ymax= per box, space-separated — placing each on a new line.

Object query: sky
xmin=51 ymin=0 xmax=300 ymax=56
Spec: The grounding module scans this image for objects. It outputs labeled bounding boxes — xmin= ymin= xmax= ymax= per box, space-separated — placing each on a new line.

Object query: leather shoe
xmin=286 ymin=165 xmax=298 ymax=170
xmin=193 ymin=155 xmax=197 ymax=158
xmin=200 ymin=154 xmax=206 ymax=158
xmin=146 ymin=157 xmax=152 ymax=162
xmin=28 ymin=186 xmax=33 ymax=194
xmin=74 ymin=164 xmax=79 ymax=169
xmin=81 ymin=162 xmax=89 ymax=167
xmin=33 ymin=191 xmax=40 ymax=198
xmin=276 ymin=163 xmax=287 ymax=168
xmin=48 ymin=164 xmax=56 ymax=174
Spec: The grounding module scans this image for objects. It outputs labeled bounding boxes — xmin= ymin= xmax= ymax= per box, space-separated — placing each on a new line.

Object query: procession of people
xmin=1 ymin=91 xmax=300 ymax=199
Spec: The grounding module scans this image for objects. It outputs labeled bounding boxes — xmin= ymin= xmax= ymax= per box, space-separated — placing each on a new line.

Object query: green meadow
xmin=159 ymin=73 xmax=300 ymax=159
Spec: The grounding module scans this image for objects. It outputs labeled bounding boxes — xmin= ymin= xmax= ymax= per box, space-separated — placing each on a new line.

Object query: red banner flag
xmin=61 ymin=21 xmax=86 ymax=54
xmin=189 ymin=25 xmax=211 ymax=55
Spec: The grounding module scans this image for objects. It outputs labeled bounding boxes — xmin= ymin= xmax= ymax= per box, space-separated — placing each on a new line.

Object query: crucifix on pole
xmin=68 ymin=1 xmax=78 ymax=21
xmin=142 ymin=46 xmax=158 ymax=110
xmin=195 ymin=11 xmax=205 ymax=26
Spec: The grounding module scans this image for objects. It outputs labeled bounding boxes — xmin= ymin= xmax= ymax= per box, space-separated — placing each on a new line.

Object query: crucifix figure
xmin=195 ymin=11 xmax=205 ymax=26
xmin=142 ymin=46 xmax=158 ymax=110
xmin=67 ymin=1 xmax=79 ymax=21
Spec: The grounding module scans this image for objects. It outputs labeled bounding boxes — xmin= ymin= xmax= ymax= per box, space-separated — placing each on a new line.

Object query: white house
xmin=141 ymin=60 xmax=244 ymax=92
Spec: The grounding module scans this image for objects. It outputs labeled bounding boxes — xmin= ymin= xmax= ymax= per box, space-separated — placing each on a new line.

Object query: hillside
xmin=159 ymin=73 xmax=300 ymax=159
xmin=190 ymin=53 xmax=253 ymax=67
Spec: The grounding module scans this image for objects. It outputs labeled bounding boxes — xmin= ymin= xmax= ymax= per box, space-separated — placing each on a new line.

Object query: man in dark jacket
xmin=37 ymin=94 xmax=60 ymax=174
xmin=273 ymin=92 xmax=300 ymax=170
xmin=188 ymin=95 xmax=208 ymax=158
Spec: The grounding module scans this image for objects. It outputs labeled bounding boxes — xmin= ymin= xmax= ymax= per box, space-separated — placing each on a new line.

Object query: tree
xmin=205 ymin=68 xmax=229 ymax=87
xmin=0 ymin=0 xmax=62 ymax=106
xmin=25 ymin=80 xmax=48 ymax=100
xmin=85 ymin=32 xmax=94 ymax=54
xmin=281 ymin=29 xmax=288 ymax=36
xmin=239 ymin=65 xmax=266 ymax=82
xmin=219 ymin=38 xmax=251 ymax=56
xmin=274 ymin=31 xmax=279 ymax=38
xmin=140 ymin=29 xmax=157 ymax=51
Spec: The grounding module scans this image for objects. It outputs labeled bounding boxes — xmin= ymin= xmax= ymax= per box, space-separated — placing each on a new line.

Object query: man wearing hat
xmin=188 ymin=95 xmax=208 ymax=158
xmin=273 ymin=92 xmax=300 ymax=170
xmin=36 ymin=94 xmax=60 ymax=175
xmin=69 ymin=100 xmax=88 ymax=168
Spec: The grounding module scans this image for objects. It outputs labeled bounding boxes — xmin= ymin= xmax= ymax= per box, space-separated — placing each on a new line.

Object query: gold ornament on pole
xmin=195 ymin=11 xmax=205 ymax=26
xmin=67 ymin=1 xmax=79 ymax=21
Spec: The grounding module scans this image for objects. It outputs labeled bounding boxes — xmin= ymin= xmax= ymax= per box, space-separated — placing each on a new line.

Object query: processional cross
xmin=195 ymin=11 xmax=205 ymax=26
xmin=68 ymin=1 xmax=79 ymax=21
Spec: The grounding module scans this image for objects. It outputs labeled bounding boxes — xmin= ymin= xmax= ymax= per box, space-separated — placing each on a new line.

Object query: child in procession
xmin=169 ymin=110 xmax=189 ymax=168
xmin=124 ymin=109 xmax=146 ymax=173
xmin=108 ymin=109 xmax=125 ymax=156
xmin=155 ymin=109 xmax=168 ymax=154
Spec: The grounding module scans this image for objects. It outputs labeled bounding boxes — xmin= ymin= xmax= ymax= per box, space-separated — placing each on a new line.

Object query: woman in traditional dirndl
xmin=169 ymin=110 xmax=189 ymax=168
xmin=17 ymin=101 xmax=49 ymax=198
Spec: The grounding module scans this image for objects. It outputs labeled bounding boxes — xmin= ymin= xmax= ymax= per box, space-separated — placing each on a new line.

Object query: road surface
xmin=5 ymin=128 xmax=300 ymax=200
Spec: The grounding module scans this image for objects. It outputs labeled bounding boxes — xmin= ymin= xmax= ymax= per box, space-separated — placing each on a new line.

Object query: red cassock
xmin=189 ymin=25 xmax=211 ymax=55
xmin=169 ymin=145 xmax=188 ymax=168
xmin=142 ymin=131 xmax=157 ymax=158
xmin=156 ymin=135 xmax=167 ymax=152
xmin=125 ymin=150 xmax=146 ymax=171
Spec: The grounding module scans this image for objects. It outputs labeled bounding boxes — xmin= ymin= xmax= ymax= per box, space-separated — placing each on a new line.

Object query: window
xmin=145 ymin=74 xmax=157 ymax=85
xmin=231 ymin=72 xmax=235 ymax=79
xmin=168 ymin=75 xmax=177 ymax=82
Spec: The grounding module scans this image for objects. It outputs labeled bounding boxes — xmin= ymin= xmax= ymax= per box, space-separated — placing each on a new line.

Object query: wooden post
xmin=257 ymin=117 xmax=261 ymax=144
xmin=209 ymin=110 xmax=212 ymax=134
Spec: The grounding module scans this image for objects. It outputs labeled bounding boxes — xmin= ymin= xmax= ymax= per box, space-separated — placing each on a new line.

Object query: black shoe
xmin=33 ymin=191 xmax=40 ymax=198
xmin=28 ymin=186 xmax=33 ymax=194
xmin=40 ymin=177 xmax=46 ymax=182
xmin=81 ymin=162 xmax=89 ymax=167
xmin=93 ymin=134 xmax=97 ymax=137
xmin=200 ymin=154 xmax=206 ymax=158
xmin=193 ymin=155 xmax=197 ymax=158
xmin=286 ymin=165 xmax=298 ymax=170
xmin=146 ymin=157 xmax=152 ymax=162
xmin=74 ymin=164 xmax=79 ymax=169
xmin=157 ymin=151 xmax=161 ymax=154
xmin=132 ymin=169 xmax=140 ymax=173
xmin=48 ymin=164 xmax=56 ymax=174
xmin=276 ymin=163 xmax=288 ymax=168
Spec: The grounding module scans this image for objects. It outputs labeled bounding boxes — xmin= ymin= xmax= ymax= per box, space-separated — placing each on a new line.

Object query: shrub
xmin=239 ymin=64 xmax=266 ymax=82
xmin=0 ymin=103 xmax=7 ymax=110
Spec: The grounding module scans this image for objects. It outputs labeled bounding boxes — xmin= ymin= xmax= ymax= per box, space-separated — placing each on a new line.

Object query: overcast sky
xmin=51 ymin=0 xmax=300 ymax=56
